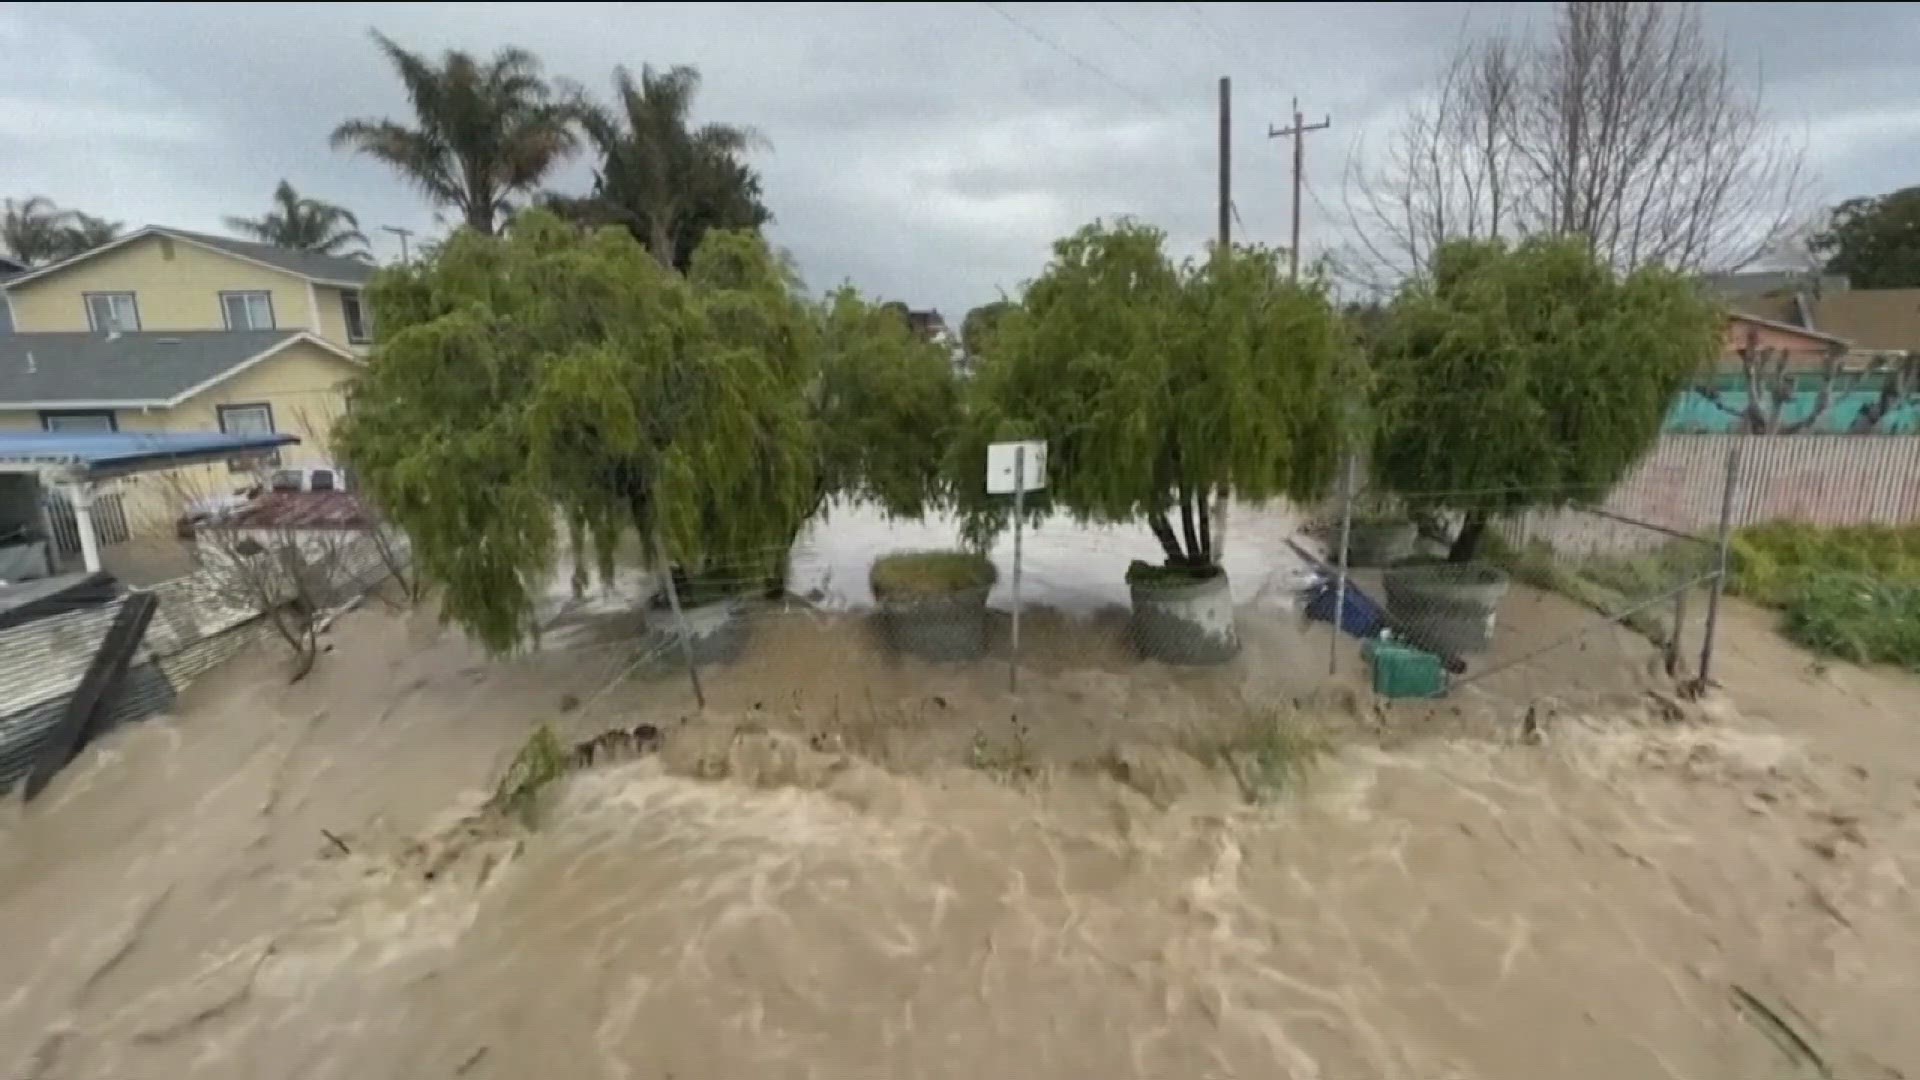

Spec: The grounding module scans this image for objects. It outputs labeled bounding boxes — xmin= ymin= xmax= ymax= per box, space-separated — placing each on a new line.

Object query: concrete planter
xmin=1343 ymin=519 xmax=1417 ymax=568
xmin=1128 ymin=568 xmax=1239 ymax=664
xmin=877 ymin=587 xmax=992 ymax=660
xmin=871 ymin=552 xmax=996 ymax=661
xmin=1382 ymin=563 xmax=1510 ymax=655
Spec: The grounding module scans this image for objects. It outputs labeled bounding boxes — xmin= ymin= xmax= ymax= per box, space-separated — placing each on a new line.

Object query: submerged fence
xmin=597 ymin=432 xmax=1917 ymax=758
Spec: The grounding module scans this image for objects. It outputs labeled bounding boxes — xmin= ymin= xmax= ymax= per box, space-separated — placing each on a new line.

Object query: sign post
xmin=987 ymin=440 xmax=1047 ymax=695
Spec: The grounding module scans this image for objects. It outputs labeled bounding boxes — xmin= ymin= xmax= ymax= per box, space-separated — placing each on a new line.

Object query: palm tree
xmin=2 ymin=196 xmax=72 ymax=265
xmin=330 ymin=31 xmax=581 ymax=236
xmin=577 ymin=64 xmax=767 ymax=268
xmin=224 ymin=180 xmax=369 ymax=255
xmin=51 ymin=212 xmax=124 ymax=259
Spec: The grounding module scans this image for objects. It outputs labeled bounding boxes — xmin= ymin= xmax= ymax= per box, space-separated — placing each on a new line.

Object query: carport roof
xmin=0 ymin=431 xmax=298 ymax=480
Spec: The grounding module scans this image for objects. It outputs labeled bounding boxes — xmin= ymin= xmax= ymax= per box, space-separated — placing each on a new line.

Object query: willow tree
xmin=814 ymin=287 xmax=958 ymax=519
xmin=1370 ymin=236 xmax=1723 ymax=562
xmin=334 ymin=209 xmax=815 ymax=652
xmin=955 ymin=219 xmax=1348 ymax=576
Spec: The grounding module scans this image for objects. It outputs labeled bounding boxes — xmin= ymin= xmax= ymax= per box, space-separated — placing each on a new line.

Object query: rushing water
xmin=2 ymin=516 xmax=1917 ymax=1078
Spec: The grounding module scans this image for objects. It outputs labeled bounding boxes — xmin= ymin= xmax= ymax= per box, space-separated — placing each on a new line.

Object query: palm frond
xmin=333 ymin=30 xmax=581 ymax=233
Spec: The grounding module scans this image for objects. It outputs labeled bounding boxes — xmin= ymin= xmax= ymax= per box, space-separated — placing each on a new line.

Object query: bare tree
xmin=1849 ymin=353 xmax=1920 ymax=434
xmin=1348 ymin=2 xmax=1806 ymax=284
xmin=1694 ymin=329 xmax=1842 ymax=434
xmin=1347 ymin=36 xmax=1523 ymax=284
xmin=190 ymin=512 xmax=351 ymax=682
xmin=290 ymin=405 xmax=421 ymax=605
xmin=152 ymin=453 xmax=407 ymax=683
xmin=152 ymin=462 xmax=344 ymax=682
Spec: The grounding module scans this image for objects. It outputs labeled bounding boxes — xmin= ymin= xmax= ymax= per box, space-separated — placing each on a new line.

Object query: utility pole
xmin=1268 ymin=98 xmax=1331 ymax=281
xmin=1211 ymin=76 xmax=1232 ymax=562
xmin=380 ymin=224 xmax=415 ymax=263
xmin=1218 ymin=76 xmax=1231 ymax=252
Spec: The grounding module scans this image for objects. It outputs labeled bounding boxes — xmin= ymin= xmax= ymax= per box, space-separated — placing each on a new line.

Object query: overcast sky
xmin=4 ymin=2 xmax=1916 ymax=314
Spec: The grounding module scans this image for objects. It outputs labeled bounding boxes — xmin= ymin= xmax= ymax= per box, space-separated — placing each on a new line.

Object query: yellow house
xmin=0 ymin=226 xmax=375 ymax=537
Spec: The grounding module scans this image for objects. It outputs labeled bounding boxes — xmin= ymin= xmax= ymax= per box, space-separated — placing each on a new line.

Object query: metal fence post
xmin=654 ymin=530 xmax=706 ymax=711
xmin=1330 ymin=451 xmax=1358 ymax=676
xmin=1010 ymin=445 xmax=1025 ymax=695
xmin=1666 ymin=579 xmax=1690 ymax=678
xmin=1696 ymin=434 xmax=1745 ymax=685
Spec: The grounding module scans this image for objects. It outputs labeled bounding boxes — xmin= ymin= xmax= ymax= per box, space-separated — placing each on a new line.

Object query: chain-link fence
xmin=551 ymin=448 xmax=1744 ymax=767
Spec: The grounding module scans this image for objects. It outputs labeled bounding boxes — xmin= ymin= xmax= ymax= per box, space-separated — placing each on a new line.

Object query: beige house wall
xmin=311 ymin=284 xmax=370 ymax=353
xmin=0 ymin=341 xmax=360 ymax=535
xmin=3 ymin=234 xmax=364 ymax=350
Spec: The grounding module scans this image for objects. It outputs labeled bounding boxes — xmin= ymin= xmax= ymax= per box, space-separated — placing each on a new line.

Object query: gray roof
xmin=154 ymin=227 xmax=376 ymax=286
xmin=0 ymin=330 xmax=316 ymax=406
xmin=0 ymin=226 xmax=376 ymax=291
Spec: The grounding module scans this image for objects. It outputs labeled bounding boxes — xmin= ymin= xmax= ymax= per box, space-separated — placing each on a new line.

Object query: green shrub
xmin=1779 ymin=572 xmax=1920 ymax=670
xmin=870 ymin=551 xmax=997 ymax=599
xmin=1730 ymin=523 xmax=1920 ymax=607
xmin=489 ymin=725 xmax=569 ymax=826
xmin=1480 ymin=533 xmax=1702 ymax=647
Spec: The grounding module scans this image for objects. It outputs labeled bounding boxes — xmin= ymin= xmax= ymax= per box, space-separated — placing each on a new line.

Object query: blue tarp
xmin=0 ymin=431 xmax=298 ymax=478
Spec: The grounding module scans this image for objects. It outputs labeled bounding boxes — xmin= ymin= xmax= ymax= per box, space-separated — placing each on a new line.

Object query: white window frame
xmin=216 ymin=401 xmax=276 ymax=436
xmin=341 ymin=289 xmax=371 ymax=343
xmin=83 ymin=291 xmax=140 ymax=333
xmin=220 ymin=290 xmax=276 ymax=331
xmin=40 ymin=409 xmax=119 ymax=433
xmin=217 ymin=401 xmax=280 ymax=472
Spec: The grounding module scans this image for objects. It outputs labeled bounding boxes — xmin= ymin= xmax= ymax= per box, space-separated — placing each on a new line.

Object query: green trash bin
xmin=1363 ymin=637 xmax=1447 ymax=699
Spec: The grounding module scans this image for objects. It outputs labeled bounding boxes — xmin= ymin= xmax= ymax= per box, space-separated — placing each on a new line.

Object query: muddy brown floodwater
xmin=1 ymin=594 xmax=1917 ymax=1079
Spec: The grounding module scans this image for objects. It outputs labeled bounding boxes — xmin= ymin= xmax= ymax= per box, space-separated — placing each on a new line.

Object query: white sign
xmin=986 ymin=440 xmax=1047 ymax=494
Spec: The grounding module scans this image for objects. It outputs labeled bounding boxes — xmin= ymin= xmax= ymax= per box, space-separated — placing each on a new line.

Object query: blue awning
xmin=0 ymin=431 xmax=299 ymax=479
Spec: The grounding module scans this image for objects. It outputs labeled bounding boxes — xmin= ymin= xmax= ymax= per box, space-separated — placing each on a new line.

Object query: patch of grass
xmin=1718 ymin=524 xmax=1920 ymax=670
xmin=1730 ymin=523 xmax=1920 ymax=607
xmin=1182 ymin=706 xmax=1329 ymax=804
xmin=1574 ymin=543 xmax=1713 ymax=599
xmin=1483 ymin=535 xmax=1692 ymax=647
xmin=870 ymin=550 xmax=997 ymax=599
xmin=1779 ymin=573 xmax=1920 ymax=671
xmin=488 ymin=725 xmax=570 ymax=827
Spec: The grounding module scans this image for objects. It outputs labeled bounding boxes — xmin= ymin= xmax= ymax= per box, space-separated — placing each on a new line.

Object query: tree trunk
xmin=1178 ymin=491 xmax=1201 ymax=565
xmin=465 ymin=201 xmax=496 ymax=237
xmin=1146 ymin=511 xmax=1186 ymax=564
xmin=1197 ymin=494 xmax=1214 ymax=564
xmin=647 ymin=214 xmax=676 ymax=269
xmin=1448 ymin=512 xmax=1489 ymax=563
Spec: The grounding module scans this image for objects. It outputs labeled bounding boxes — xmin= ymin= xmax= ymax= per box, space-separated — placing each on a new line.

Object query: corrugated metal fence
xmin=1608 ymin=434 xmax=1920 ymax=534
xmin=0 ymin=533 xmax=406 ymax=793
xmin=1510 ymin=434 xmax=1920 ymax=554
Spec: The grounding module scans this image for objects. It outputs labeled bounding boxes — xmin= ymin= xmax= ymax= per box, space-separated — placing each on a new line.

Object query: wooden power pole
xmin=1268 ymin=98 xmax=1331 ymax=280
xmin=1218 ymin=76 xmax=1231 ymax=251
xmin=1211 ymin=76 xmax=1232 ymax=561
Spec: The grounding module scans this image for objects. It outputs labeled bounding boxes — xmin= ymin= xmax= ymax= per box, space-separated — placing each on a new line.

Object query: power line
xmin=978 ymin=1 xmax=1169 ymax=114
xmin=1177 ymin=2 xmax=1283 ymax=93
xmin=1180 ymin=3 xmax=1252 ymax=63
xmin=1086 ymin=4 xmax=1159 ymax=58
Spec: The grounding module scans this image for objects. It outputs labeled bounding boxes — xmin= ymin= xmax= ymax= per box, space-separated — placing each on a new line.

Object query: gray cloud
xmin=3 ymin=2 xmax=1915 ymax=316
